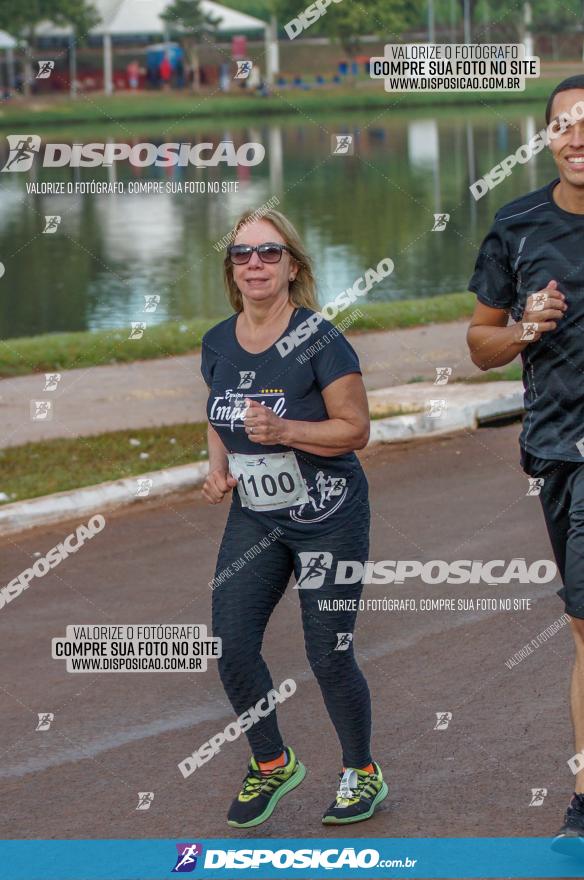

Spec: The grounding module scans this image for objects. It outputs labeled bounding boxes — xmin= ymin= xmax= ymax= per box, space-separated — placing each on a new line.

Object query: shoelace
xmin=336 ymin=769 xmax=378 ymax=805
xmin=240 ymin=766 xmax=283 ymax=799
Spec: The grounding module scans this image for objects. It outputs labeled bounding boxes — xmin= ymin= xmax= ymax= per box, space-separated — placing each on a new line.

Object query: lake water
xmin=0 ymin=104 xmax=554 ymax=338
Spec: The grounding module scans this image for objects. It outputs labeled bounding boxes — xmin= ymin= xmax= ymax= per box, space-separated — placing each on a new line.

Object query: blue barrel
xmin=146 ymin=43 xmax=184 ymax=75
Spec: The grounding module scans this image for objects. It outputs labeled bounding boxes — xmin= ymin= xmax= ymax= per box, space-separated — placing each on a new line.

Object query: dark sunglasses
xmin=228 ymin=242 xmax=293 ymax=265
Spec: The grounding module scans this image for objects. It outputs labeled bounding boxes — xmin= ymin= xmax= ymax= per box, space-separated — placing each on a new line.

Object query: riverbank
xmin=0 ymin=78 xmax=557 ymax=129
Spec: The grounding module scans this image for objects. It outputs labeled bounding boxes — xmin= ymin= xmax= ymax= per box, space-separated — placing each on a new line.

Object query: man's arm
xmin=467 ymin=281 xmax=567 ymax=371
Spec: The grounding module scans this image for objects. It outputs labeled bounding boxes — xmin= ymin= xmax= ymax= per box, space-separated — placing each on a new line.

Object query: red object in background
xmin=231 ymin=35 xmax=247 ymax=60
xmin=159 ymin=56 xmax=172 ymax=82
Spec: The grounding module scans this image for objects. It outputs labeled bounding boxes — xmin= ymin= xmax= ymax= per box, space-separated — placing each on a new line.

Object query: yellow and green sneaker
xmin=227 ymin=746 xmax=306 ymax=828
xmin=322 ymin=762 xmax=388 ymax=824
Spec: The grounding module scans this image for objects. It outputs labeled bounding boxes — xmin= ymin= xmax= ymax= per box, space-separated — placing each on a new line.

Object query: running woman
xmin=466 ymin=76 xmax=584 ymax=851
xmin=200 ymin=209 xmax=387 ymax=828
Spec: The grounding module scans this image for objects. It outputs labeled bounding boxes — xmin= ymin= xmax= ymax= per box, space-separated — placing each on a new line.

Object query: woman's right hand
xmin=202 ymin=468 xmax=238 ymax=504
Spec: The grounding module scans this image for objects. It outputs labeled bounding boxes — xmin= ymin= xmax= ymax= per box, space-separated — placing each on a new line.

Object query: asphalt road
xmin=0 ymin=423 xmax=576 ymax=852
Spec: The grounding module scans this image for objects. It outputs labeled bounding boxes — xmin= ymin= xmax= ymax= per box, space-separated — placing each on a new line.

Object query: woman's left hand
xmin=244 ymin=398 xmax=288 ymax=445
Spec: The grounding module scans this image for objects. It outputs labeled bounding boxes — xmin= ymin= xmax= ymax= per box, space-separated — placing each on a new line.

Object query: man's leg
xmin=560 ymin=466 xmax=584 ymax=797
xmin=544 ymin=462 xmax=584 ymax=847
xmin=570 ymin=619 xmax=584 ymax=794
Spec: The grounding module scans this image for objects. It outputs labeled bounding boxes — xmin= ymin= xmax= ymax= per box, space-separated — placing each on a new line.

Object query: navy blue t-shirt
xmin=200 ymin=307 xmax=368 ymax=532
xmin=468 ymin=178 xmax=584 ymax=462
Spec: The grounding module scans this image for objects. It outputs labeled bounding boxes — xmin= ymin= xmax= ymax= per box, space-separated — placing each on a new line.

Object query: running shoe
xmin=322 ymin=762 xmax=388 ymax=824
xmin=551 ymin=793 xmax=584 ymax=852
xmin=227 ymin=746 xmax=306 ymax=828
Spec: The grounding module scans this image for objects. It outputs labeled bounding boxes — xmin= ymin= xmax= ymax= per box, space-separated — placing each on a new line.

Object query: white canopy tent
xmin=0 ymin=29 xmax=17 ymax=49
xmin=34 ymin=0 xmax=278 ymax=93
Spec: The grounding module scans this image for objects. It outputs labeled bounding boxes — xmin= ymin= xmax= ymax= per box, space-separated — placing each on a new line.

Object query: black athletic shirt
xmin=468 ymin=178 xmax=584 ymax=462
xmin=200 ymin=306 xmax=368 ymax=532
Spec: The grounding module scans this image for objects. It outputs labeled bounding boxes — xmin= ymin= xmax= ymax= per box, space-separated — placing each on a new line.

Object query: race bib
xmin=228 ymin=451 xmax=310 ymax=512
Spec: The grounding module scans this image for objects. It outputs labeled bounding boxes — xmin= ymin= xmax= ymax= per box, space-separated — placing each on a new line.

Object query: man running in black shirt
xmin=467 ymin=75 xmax=584 ymax=851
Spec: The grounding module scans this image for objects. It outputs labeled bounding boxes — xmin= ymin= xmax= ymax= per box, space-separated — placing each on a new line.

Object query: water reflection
xmin=0 ymin=107 xmax=550 ymax=338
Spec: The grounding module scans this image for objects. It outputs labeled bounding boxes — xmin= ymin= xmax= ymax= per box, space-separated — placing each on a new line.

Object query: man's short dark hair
xmin=546 ymin=75 xmax=584 ymax=124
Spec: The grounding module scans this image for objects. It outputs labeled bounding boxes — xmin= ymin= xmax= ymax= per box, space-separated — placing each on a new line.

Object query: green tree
xmin=161 ymin=0 xmax=222 ymax=91
xmin=275 ymin=0 xmax=421 ymax=56
xmin=0 ymin=0 xmax=99 ymax=95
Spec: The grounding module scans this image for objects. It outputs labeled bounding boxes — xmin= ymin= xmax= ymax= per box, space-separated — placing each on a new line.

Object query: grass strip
xmin=0 ymin=422 xmax=208 ymax=505
xmin=0 ymin=292 xmax=475 ymax=377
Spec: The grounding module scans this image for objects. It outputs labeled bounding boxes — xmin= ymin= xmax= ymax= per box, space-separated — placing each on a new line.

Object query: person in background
xmin=127 ymin=60 xmax=140 ymax=90
xmin=159 ymin=55 xmax=172 ymax=90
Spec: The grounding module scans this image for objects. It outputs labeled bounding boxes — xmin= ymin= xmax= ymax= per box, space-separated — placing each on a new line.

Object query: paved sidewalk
xmin=0 ymin=320 xmax=481 ymax=449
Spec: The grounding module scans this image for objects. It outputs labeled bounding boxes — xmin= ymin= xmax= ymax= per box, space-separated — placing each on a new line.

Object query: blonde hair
xmin=223 ymin=209 xmax=319 ymax=312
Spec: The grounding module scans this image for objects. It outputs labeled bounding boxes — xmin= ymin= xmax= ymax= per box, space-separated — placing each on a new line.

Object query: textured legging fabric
xmin=211 ymin=500 xmax=372 ymax=767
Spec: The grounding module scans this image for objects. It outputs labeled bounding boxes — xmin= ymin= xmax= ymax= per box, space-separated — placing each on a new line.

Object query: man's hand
xmin=519 ymin=280 xmax=567 ymax=342
xmin=202 ymin=468 xmax=238 ymax=504
xmin=243 ymin=398 xmax=288 ymax=445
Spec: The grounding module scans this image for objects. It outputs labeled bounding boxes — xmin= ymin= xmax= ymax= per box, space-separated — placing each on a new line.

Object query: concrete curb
xmin=0 ymin=463 xmax=209 ymax=539
xmin=0 ymin=382 xmax=524 ymax=538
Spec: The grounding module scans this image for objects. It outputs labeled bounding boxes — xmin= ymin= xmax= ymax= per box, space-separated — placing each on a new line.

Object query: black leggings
xmin=211 ymin=500 xmax=372 ymax=768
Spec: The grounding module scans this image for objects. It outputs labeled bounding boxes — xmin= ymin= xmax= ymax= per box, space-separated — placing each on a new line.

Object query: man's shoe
xmin=227 ymin=746 xmax=306 ymax=828
xmin=322 ymin=762 xmax=388 ymax=824
xmin=551 ymin=793 xmax=584 ymax=853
